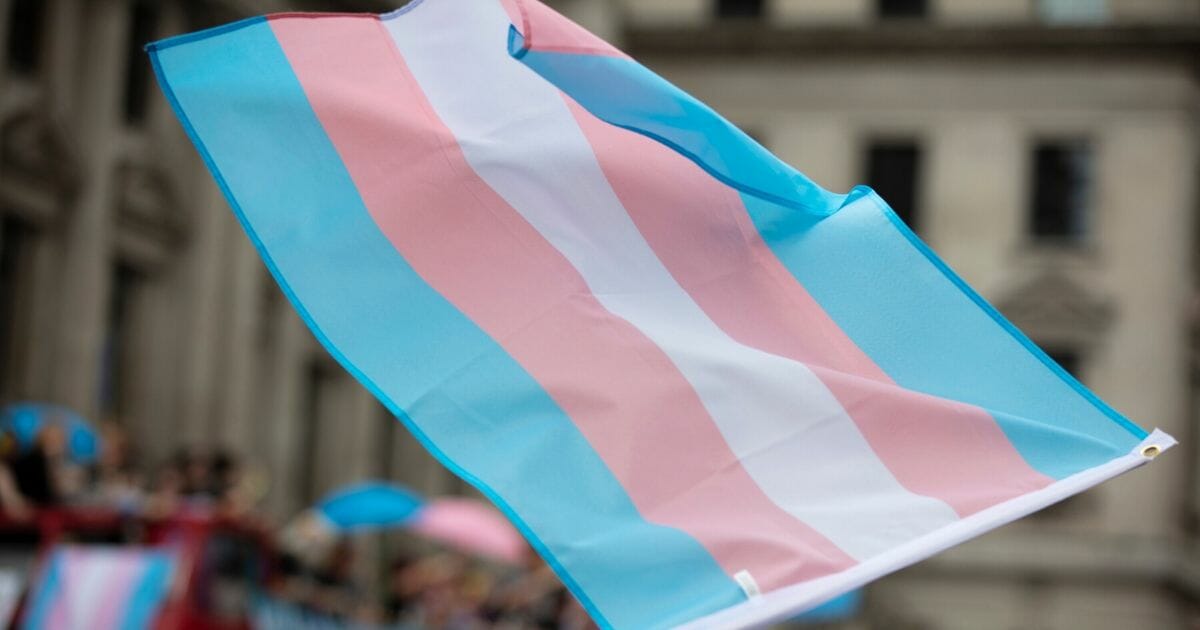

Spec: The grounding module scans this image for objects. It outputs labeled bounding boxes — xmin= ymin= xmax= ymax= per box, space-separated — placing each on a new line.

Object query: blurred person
xmin=143 ymin=449 xmax=187 ymax=518
xmin=406 ymin=552 xmax=475 ymax=629
xmin=0 ymin=460 xmax=31 ymax=521
xmin=489 ymin=558 xmax=567 ymax=629
xmin=556 ymin=593 xmax=597 ymax=630
xmin=453 ymin=566 xmax=496 ymax=629
xmin=308 ymin=538 xmax=362 ymax=619
xmin=212 ymin=450 xmax=268 ymax=518
xmin=181 ymin=448 xmax=217 ymax=501
xmin=2 ymin=423 xmax=68 ymax=507
xmin=385 ymin=552 xmax=422 ymax=621
xmin=278 ymin=507 xmax=339 ymax=573
xmin=88 ymin=421 xmax=144 ymax=512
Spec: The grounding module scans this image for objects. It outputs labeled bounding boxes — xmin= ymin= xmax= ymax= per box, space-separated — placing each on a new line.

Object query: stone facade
xmin=0 ymin=0 xmax=461 ymax=522
xmin=0 ymin=0 xmax=1196 ymax=628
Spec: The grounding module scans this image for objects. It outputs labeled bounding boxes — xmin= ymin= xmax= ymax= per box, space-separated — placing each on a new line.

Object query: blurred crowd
xmin=273 ymin=542 xmax=593 ymax=629
xmin=0 ymin=422 xmax=256 ymax=521
xmin=0 ymin=419 xmax=595 ymax=629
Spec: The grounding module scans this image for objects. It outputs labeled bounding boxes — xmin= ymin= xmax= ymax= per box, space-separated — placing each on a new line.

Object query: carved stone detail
xmin=113 ymin=160 xmax=187 ymax=269
xmin=0 ymin=109 xmax=82 ymax=221
xmin=996 ymin=272 xmax=1114 ymax=350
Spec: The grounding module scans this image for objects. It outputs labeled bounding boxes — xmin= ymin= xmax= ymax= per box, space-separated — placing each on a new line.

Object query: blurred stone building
xmin=0 ymin=0 xmax=1196 ymax=628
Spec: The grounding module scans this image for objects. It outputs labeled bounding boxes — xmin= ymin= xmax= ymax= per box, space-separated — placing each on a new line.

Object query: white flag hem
xmin=676 ymin=428 xmax=1176 ymax=629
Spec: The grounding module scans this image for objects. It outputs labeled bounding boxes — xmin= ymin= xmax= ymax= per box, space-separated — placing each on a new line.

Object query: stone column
xmin=924 ymin=116 xmax=1022 ymax=291
xmin=311 ymin=374 xmax=378 ymax=496
xmin=214 ymin=225 xmax=263 ymax=454
xmin=52 ymin=0 xmax=128 ymax=418
xmin=22 ymin=231 xmax=64 ymax=400
xmin=174 ymin=179 xmax=230 ymax=447
xmin=42 ymin=0 xmax=82 ymax=113
xmin=258 ymin=305 xmax=310 ymax=520
xmin=0 ymin=0 xmax=10 ymax=105
xmin=1089 ymin=114 xmax=1192 ymax=537
xmin=16 ymin=0 xmax=82 ymax=404
xmin=121 ymin=262 xmax=174 ymax=459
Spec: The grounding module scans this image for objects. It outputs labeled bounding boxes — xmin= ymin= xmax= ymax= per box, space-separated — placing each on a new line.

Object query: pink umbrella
xmin=410 ymin=497 xmax=528 ymax=565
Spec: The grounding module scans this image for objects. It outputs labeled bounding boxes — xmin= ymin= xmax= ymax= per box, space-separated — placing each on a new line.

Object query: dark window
xmin=122 ymin=1 xmax=159 ymax=124
xmin=741 ymin=127 xmax=767 ymax=149
xmin=298 ymin=369 xmax=318 ymax=504
xmin=866 ymin=141 xmax=922 ymax=232
xmin=1030 ymin=141 xmax=1091 ymax=241
xmin=6 ymin=0 xmax=45 ymax=75
xmin=375 ymin=405 xmax=397 ymax=478
xmin=1046 ymin=348 xmax=1081 ymax=379
xmin=298 ymin=362 xmax=332 ymax=505
xmin=257 ymin=277 xmax=282 ymax=352
xmin=716 ymin=0 xmax=764 ymax=19
xmin=877 ymin=0 xmax=928 ymax=19
xmin=0 ymin=217 xmax=32 ymax=399
xmin=99 ymin=263 xmax=142 ymax=419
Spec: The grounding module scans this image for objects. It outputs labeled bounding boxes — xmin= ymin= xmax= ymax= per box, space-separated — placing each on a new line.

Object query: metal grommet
xmin=1141 ymin=445 xmax=1161 ymax=459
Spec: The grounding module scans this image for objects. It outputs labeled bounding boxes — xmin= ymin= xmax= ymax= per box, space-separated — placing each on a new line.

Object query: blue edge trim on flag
xmin=868 ymin=189 xmax=1146 ymax=441
xmin=145 ymin=20 xmax=618 ymax=629
xmin=22 ymin=547 xmax=63 ymax=629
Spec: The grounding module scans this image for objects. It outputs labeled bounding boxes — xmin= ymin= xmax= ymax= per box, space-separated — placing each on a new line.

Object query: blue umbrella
xmin=314 ymin=481 xmax=424 ymax=532
xmin=0 ymin=402 xmax=100 ymax=464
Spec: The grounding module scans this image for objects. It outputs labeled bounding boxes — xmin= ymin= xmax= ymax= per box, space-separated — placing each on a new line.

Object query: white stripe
xmin=64 ymin=549 xmax=121 ymax=628
xmin=383 ymin=0 xmax=959 ymax=560
xmin=678 ymin=430 xmax=1176 ymax=628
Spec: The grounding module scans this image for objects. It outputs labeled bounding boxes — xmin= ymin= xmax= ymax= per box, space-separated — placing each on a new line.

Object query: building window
xmin=6 ymin=0 xmax=45 ymax=75
xmin=375 ymin=405 xmax=397 ymax=478
xmin=739 ymin=126 xmax=768 ymax=150
xmin=1038 ymin=0 xmax=1108 ymax=25
xmin=1045 ymin=347 xmax=1081 ymax=379
xmin=877 ymin=0 xmax=928 ymax=19
xmin=298 ymin=361 xmax=333 ymax=505
xmin=865 ymin=140 xmax=922 ymax=232
xmin=122 ymin=1 xmax=159 ymax=125
xmin=1031 ymin=345 xmax=1093 ymax=520
xmin=0 ymin=217 xmax=33 ymax=400
xmin=1030 ymin=141 xmax=1092 ymax=242
xmin=715 ymin=0 xmax=764 ymax=19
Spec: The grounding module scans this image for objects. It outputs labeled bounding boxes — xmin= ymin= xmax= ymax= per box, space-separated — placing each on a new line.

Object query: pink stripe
xmin=44 ymin=549 xmax=142 ymax=629
xmin=503 ymin=0 xmax=629 ymax=58
xmin=270 ymin=16 xmax=855 ymax=590
xmin=498 ymin=0 xmax=524 ymax=29
xmin=565 ymin=99 xmax=1054 ymax=517
xmin=91 ymin=553 xmax=147 ymax=628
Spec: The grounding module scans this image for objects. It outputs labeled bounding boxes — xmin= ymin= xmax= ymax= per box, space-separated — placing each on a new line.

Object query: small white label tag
xmin=734 ymin=570 xmax=761 ymax=599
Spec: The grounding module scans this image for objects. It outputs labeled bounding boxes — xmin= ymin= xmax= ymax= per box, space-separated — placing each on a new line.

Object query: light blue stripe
xmin=511 ymin=47 xmax=1146 ymax=479
xmin=149 ymin=21 xmax=742 ymax=629
xmin=119 ymin=552 xmax=175 ymax=630
xmin=740 ymin=189 xmax=1142 ymax=477
xmin=510 ymin=29 xmax=845 ymax=216
xmin=22 ymin=548 xmax=64 ymax=630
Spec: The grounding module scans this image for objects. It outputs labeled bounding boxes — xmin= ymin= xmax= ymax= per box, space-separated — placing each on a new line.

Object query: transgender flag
xmin=22 ymin=546 xmax=175 ymax=630
xmin=148 ymin=1 xmax=1174 ymax=627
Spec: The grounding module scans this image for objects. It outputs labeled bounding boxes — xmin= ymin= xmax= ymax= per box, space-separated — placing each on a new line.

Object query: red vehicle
xmin=0 ymin=508 xmax=274 ymax=629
